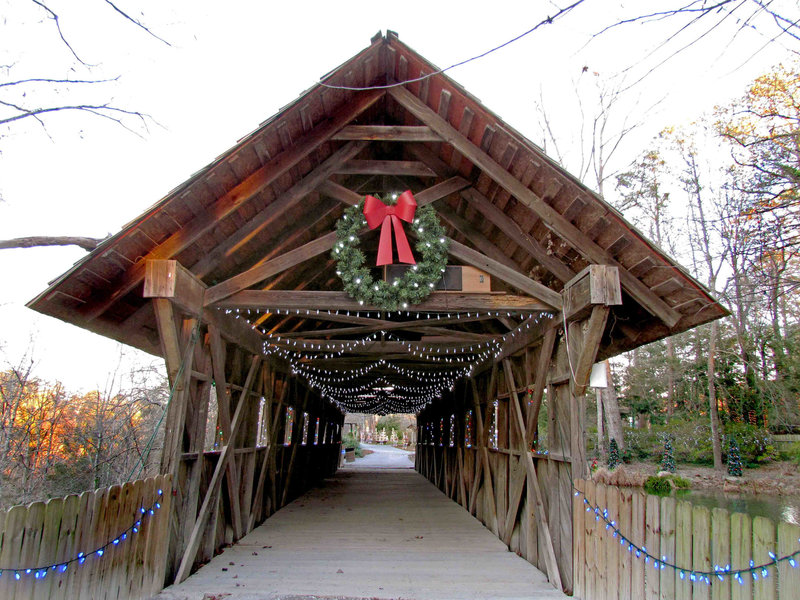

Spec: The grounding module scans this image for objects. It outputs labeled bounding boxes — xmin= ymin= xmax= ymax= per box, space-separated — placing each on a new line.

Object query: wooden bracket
xmin=562 ymin=265 xmax=621 ymax=323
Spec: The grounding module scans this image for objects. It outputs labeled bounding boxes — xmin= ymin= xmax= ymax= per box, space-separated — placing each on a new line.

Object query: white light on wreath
xmin=332 ymin=191 xmax=448 ymax=310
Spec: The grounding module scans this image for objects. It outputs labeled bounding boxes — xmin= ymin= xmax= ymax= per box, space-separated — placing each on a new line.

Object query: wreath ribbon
xmin=363 ymin=190 xmax=417 ymax=266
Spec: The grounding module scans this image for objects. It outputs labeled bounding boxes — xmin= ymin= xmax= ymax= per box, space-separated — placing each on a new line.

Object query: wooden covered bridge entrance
xmin=26 ymin=32 xmax=725 ymax=598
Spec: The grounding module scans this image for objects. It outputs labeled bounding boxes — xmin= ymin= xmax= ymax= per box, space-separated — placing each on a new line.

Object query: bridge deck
xmin=158 ymin=467 xmax=566 ymax=600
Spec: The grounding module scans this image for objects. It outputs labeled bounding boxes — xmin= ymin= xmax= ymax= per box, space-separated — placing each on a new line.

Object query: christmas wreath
xmin=332 ymin=192 xmax=449 ymax=310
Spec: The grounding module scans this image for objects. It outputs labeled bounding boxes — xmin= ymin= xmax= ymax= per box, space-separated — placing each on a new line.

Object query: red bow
xmin=363 ymin=190 xmax=417 ymax=266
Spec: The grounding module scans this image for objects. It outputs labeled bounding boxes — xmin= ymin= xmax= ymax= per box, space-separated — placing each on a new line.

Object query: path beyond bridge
xmin=157 ymin=468 xmax=566 ymax=600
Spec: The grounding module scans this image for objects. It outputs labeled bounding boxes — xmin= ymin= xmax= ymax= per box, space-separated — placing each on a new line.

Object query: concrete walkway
xmin=157 ymin=469 xmax=566 ymax=600
xmin=345 ymin=442 xmax=414 ymax=469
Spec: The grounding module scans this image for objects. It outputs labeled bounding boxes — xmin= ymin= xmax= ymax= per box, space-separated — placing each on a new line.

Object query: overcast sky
xmin=0 ymin=1 xmax=792 ymax=391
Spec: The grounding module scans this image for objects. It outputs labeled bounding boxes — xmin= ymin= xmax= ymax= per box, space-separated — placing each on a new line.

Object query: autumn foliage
xmin=0 ymin=365 xmax=166 ymax=509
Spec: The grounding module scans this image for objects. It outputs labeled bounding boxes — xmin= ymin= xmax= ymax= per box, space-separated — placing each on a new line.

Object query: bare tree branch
xmin=29 ymin=0 xmax=93 ymax=66
xmin=0 ymin=236 xmax=108 ymax=251
xmin=102 ymin=0 xmax=171 ymax=46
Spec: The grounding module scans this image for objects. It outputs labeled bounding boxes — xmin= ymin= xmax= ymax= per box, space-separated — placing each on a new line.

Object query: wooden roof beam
xmin=332 ymin=125 xmax=441 ymax=142
xmin=446 ymin=238 xmax=563 ymax=310
xmin=211 ymin=290 xmax=552 ymax=312
xmin=204 ymin=231 xmax=339 ymax=306
xmin=81 ymin=89 xmax=384 ymax=322
xmin=188 ymin=140 xmax=367 ymax=281
xmin=388 ymin=85 xmax=682 ymax=328
xmin=459 ymin=187 xmax=576 ymax=283
xmin=336 ymin=159 xmax=437 ymax=177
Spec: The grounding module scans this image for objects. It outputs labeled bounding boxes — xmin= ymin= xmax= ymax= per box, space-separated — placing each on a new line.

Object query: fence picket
xmin=16 ymin=501 xmax=46 ymax=600
xmin=777 ymin=521 xmax=800 ymax=599
xmin=645 ymin=494 xmax=661 ymax=600
xmin=631 ymin=490 xmax=647 ymax=598
xmin=730 ymin=512 xmax=753 ymax=600
xmin=752 ymin=516 xmax=776 ymax=600
xmin=660 ymin=495 xmax=676 ymax=600
xmin=32 ymin=497 xmax=64 ymax=600
xmin=606 ymin=486 xmax=620 ymax=600
xmin=618 ymin=488 xmax=633 ymax=600
xmin=594 ymin=483 xmax=607 ymax=599
xmin=51 ymin=494 xmax=80 ymax=598
xmin=711 ymin=507 xmax=731 ymax=600
xmin=0 ymin=505 xmax=28 ymax=599
xmin=692 ymin=505 xmax=711 ymax=600
xmin=675 ymin=499 xmax=693 ymax=600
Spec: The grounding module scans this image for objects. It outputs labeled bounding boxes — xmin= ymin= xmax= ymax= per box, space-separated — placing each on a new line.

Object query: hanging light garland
xmin=573 ymin=488 xmax=800 ymax=585
xmin=215 ymin=308 xmax=557 ymax=413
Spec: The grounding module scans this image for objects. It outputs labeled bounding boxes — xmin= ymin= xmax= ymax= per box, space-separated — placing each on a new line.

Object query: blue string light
xmin=0 ymin=488 xmax=164 ymax=582
xmin=573 ymin=489 xmax=800 ymax=585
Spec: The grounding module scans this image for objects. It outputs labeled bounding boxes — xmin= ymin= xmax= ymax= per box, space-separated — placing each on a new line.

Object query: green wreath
xmin=332 ymin=196 xmax=449 ymax=310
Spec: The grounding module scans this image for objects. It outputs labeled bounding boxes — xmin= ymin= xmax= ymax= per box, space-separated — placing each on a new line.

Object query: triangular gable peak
xmin=28 ymin=31 xmax=727 ymax=372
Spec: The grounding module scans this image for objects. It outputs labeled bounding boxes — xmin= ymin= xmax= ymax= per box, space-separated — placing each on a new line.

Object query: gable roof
xmin=28 ymin=31 xmax=727 ymax=378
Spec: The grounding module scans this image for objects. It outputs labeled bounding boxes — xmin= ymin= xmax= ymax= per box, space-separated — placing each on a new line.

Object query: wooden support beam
xmin=82 ymin=90 xmax=383 ymax=321
xmin=469 ymin=377 xmax=500 ymax=537
xmin=437 ymin=207 xmax=524 ymax=271
xmin=503 ymin=359 xmax=563 ymax=591
xmin=204 ymin=231 xmax=339 ymax=306
xmin=317 ymin=179 xmax=362 ymax=206
xmin=281 ymin=389 xmax=310 ymax=507
xmin=459 ymin=187 xmax=576 ymax=283
xmin=188 ymin=140 xmax=368 ymax=279
xmin=415 ymin=176 xmax=471 ymax=206
xmin=174 ymin=355 xmax=261 ymax=584
xmin=212 ymin=290 xmax=552 ymax=312
xmin=563 ymin=265 xmax=622 ymax=323
xmin=331 ymin=125 xmax=441 ymax=142
xmin=206 ymin=325 xmax=245 ymax=541
xmin=145 ymin=260 xmax=205 ymax=317
xmin=154 ymin=302 xmax=198 ymax=478
xmin=447 ymin=238 xmax=563 ymax=310
xmin=336 ymin=159 xmax=437 ymax=177
xmin=388 ymin=85 xmax=681 ymax=327
xmin=526 ymin=326 xmax=558 ymax=443
xmin=570 ymin=305 xmax=610 ymax=396
xmin=247 ymin=375 xmax=290 ymax=531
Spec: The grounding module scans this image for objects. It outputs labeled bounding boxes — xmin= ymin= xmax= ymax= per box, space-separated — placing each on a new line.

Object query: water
xmin=671 ymin=488 xmax=800 ymax=526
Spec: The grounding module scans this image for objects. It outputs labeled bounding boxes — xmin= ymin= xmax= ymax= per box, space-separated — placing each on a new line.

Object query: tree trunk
xmin=596 ymin=389 xmax=606 ymax=462
xmin=708 ymin=321 xmax=724 ymax=472
xmin=666 ymin=336 xmax=675 ymax=421
xmin=601 ymin=360 xmax=626 ymax=450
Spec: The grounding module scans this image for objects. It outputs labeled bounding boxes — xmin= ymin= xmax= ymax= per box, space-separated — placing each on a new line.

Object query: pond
xmin=668 ymin=488 xmax=800 ymax=526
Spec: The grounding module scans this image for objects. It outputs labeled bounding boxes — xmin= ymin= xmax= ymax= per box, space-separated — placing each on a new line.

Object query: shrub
xmin=644 ymin=475 xmax=673 ymax=496
xmin=623 ymin=418 xmax=777 ymax=467
xmin=779 ymin=442 xmax=800 ymax=466
xmin=671 ymin=475 xmax=691 ymax=489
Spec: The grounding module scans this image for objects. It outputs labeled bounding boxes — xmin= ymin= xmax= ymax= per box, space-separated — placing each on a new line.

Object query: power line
xmin=318 ymin=1 xmax=586 ymax=91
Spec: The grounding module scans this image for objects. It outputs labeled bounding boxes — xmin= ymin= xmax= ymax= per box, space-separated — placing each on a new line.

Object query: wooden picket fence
xmin=573 ymin=480 xmax=800 ymax=600
xmin=0 ymin=474 xmax=171 ymax=600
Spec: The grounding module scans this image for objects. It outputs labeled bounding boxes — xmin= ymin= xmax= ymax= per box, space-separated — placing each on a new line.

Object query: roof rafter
xmin=80 ymin=89 xmax=385 ymax=322
xmin=387 ymin=85 xmax=682 ymax=328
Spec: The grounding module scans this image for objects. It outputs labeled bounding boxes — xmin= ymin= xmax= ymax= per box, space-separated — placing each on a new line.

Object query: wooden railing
xmin=573 ymin=480 xmax=800 ymax=600
xmin=0 ymin=474 xmax=171 ymax=600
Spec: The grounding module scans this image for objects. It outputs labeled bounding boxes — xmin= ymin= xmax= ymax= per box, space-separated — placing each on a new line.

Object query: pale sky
xmin=0 ymin=1 xmax=792 ymax=391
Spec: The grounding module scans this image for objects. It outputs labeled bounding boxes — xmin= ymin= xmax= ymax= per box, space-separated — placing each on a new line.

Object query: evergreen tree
xmin=608 ymin=438 xmax=622 ymax=470
xmin=661 ymin=436 xmax=676 ymax=473
xmin=727 ymin=436 xmax=743 ymax=477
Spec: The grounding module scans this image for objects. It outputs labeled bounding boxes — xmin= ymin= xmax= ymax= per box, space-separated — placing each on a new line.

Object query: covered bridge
xmin=27 ymin=32 xmax=726 ymax=597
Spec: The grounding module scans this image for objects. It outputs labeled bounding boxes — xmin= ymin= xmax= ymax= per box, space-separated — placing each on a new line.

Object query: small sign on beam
xmin=589 ymin=362 xmax=608 ymax=388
